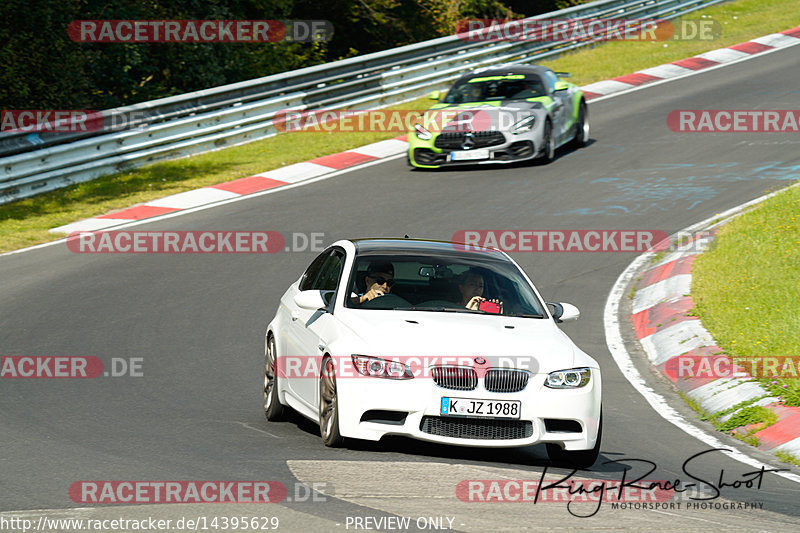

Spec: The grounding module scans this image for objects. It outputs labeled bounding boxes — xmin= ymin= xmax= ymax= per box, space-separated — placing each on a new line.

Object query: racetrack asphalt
xmin=2 ymin=43 xmax=800 ymax=531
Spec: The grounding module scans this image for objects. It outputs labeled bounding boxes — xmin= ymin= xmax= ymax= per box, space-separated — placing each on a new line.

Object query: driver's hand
xmin=465 ymin=296 xmax=484 ymax=310
xmin=465 ymin=297 xmax=503 ymax=313
xmin=360 ymin=288 xmax=386 ymax=303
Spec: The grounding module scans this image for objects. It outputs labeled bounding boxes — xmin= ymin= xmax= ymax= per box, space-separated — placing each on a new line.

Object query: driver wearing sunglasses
xmin=352 ymin=261 xmax=395 ymax=304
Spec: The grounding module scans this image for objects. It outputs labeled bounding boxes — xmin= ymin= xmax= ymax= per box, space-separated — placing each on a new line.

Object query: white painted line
xmin=234 ymin=421 xmax=283 ymax=438
xmin=640 ymin=320 xmax=716 ymax=365
xmin=687 ymin=379 xmax=768 ymax=414
xmin=636 ymin=64 xmax=694 ymax=79
xmin=604 ymin=182 xmax=800 ymax=485
xmin=49 ymin=217 xmax=132 ymax=234
xmin=349 ymin=139 xmax=409 ymax=158
xmin=581 ymin=79 xmax=635 ymax=95
xmin=145 ymin=187 xmax=239 ymax=209
xmin=695 ymin=48 xmax=750 ymax=64
xmin=254 ymin=161 xmax=333 ymax=183
xmin=632 ymin=274 xmax=692 ymax=314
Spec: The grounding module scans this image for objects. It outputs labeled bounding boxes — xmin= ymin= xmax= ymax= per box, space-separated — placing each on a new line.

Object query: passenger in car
xmin=352 ymin=261 xmax=395 ymax=304
xmin=457 ymin=269 xmax=503 ymax=312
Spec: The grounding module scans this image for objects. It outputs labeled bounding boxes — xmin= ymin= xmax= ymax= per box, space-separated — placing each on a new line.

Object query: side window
xmin=542 ymin=70 xmax=559 ymax=95
xmin=528 ymin=76 xmax=545 ymax=97
xmin=299 ymin=250 xmax=333 ymax=291
xmin=314 ymin=250 xmax=345 ymax=291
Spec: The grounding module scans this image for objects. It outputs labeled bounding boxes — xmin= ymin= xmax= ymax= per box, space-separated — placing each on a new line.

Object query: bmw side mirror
xmin=428 ymin=90 xmax=442 ymax=100
xmin=547 ymin=302 xmax=580 ymax=323
xmin=294 ymin=290 xmax=327 ymax=310
xmin=554 ymin=81 xmax=569 ymax=92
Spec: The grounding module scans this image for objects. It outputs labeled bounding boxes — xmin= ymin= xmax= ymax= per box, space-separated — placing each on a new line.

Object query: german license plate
xmin=449 ymin=149 xmax=489 ymax=161
xmin=440 ymin=397 xmax=520 ymax=419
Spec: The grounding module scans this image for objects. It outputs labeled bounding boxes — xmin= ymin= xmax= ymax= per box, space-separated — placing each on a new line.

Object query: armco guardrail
xmin=0 ymin=0 xmax=725 ymax=204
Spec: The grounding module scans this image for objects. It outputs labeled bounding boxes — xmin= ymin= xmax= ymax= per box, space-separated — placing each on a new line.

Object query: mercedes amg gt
xmin=408 ymin=64 xmax=589 ymax=168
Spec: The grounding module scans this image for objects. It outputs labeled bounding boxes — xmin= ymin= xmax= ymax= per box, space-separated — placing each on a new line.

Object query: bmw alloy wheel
xmin=319 ymin=356 xmax=344 ymax=447
xmin=263 ymin=335 xmax=285 ymax=420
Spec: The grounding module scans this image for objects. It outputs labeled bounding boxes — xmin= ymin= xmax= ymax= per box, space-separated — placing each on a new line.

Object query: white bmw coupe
xmin=264 ymin=239 xmax=602 ymax=467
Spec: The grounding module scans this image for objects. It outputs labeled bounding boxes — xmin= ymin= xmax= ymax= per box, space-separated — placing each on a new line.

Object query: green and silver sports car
xmin=408 ymin=64 xmax=589 ymax=168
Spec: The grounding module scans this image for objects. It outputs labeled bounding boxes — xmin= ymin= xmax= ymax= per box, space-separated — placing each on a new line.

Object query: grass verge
xmin=776 ymin=451 xmax=800 ymax=467
xmin=2 ymin=0 xmax=800 ymax=253
xmin=539 ymin=0 xmax=800 ymax=86
xmin=692 ymin=184 xmax=800 ymax=406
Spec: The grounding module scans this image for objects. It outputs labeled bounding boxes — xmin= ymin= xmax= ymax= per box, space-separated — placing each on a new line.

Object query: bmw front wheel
xmin=263 ymin=335 xmax=285 ymax=421
xmin=319 ymin=356 xmax=344 ymax=447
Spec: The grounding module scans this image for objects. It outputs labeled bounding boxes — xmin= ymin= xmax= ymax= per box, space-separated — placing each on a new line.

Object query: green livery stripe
xmin=467 ymin=75 xmax=525 ymax=83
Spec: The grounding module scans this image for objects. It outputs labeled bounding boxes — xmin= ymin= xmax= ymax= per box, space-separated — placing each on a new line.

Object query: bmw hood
xmin=335 ymin=310 xmax=592 ymax=374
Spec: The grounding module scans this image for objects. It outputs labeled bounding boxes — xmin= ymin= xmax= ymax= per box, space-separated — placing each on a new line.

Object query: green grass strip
xmin=692 ymin=184 xmax=800 ymax=406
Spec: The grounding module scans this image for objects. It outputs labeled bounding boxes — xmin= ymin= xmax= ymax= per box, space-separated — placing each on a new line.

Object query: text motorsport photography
xmin=457 ymin=448 xmax=780 ymax=518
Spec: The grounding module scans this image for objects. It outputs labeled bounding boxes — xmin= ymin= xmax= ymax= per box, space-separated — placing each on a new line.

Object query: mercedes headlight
xmin=511 ymin=116 xmax=536 ymax=134
xmin=414 ymin=124 xmax=433 ymax=140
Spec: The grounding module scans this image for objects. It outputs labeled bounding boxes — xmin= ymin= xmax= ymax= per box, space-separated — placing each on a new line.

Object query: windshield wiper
xmin=396 ymin=307 xmax=544 ymax=318
xmin=395 ymin=306 xmax=481 ymax=314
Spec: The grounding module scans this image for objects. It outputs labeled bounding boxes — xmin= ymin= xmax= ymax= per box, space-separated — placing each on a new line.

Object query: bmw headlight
xmin=352 ymin=355 xmax=413 ymax=379
xmin=414 ymin=124 xmax=433 ymax=140
xmin=545 ymin=368 xmax=591 ymax=388
xmin=511 ymin=116 xmax=536 ymax=134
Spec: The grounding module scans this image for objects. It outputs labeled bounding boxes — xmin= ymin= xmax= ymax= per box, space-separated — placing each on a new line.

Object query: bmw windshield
xmin=344 ymin=253 xmax=547 ymax=318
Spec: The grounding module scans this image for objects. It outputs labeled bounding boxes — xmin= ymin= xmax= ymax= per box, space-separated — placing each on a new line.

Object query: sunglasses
xmin=368 ymin=275 xmax=395 ymax=287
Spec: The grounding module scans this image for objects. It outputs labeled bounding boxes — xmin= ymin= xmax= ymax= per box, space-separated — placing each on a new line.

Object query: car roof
xmin=457 ymin=64 xmax=551 ymax=81
xmin=349 ymin=238 xmax=508 ymax=260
